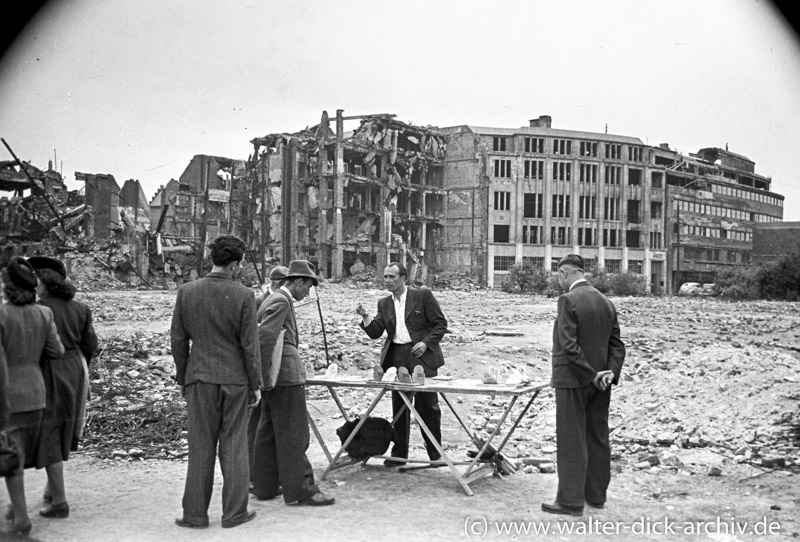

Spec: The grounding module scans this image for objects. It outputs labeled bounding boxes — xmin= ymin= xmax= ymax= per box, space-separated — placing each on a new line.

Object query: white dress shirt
xmin=392 ymin=289 xmax=413 ymax=344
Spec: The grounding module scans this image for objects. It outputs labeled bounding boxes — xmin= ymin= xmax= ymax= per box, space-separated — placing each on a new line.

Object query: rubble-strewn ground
xmin=1 ymin=283 xmax=798 ymax=541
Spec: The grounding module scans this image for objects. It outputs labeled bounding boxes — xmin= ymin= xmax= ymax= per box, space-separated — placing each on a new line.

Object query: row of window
xmin=495 ymin=225 xmax=638 ymax=248
xmin=674 ymin=200 xmax=781 ymax=222
xmin=710 ymin=184 xmax=782 ymax=207
xmin=501 ymin=159 xmax=641 ymax=185
xmin=503 ymin=137 xmax=645 ymax=162
xmin=498 ymin=191 xmax=631 ymax=221
xmin=683 ymin=247 xmax=749 ymax=263
xmin=494 ymin=255 xmax=636 ymax=274
xmin=676 ymin=224 xmax=753 ymax=242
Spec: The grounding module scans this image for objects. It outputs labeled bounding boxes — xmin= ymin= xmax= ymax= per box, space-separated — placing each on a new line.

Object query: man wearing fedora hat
xmin=251 ymin=260 xmax=334 ymax=506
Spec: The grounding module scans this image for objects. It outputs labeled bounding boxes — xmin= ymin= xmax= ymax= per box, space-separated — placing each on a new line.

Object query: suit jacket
xmin=360 ymin=287 xmax=447 ymax=377
xmin=171 ymin=271 xmax=262 ymax=390
xmin=0 ymin=303 xmax=65 ymax=413
xmin=0 ymin=346 xmax=8 ymax=429
xmin=257 ymin=288 xmax=305 ymax=387
xmin=551 ymin=282 xmax=625 ymax=388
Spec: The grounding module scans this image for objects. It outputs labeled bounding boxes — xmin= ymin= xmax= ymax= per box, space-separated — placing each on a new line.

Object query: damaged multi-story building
xmin=440 ymin=116 xmax=784 ymax=292
xmin=248 ymin=111 xmax=448 ymax=281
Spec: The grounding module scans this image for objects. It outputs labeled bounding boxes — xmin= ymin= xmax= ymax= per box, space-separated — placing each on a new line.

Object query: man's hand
xmin=355 ymin=303 xmax=368 ymax=317
xmin=592 ymin=370 xmax=614 ymax=391
xmin=411 ymin=342 xmax=428 ymax=357
xmin=249 ymin=389 xmax=262 ymax=408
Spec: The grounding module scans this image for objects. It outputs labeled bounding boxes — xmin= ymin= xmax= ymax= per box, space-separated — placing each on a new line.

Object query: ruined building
xmin=248 ymin=111 xmax=447 ymax=280
xmin=439 ymin=116 xmax=784 ymax=293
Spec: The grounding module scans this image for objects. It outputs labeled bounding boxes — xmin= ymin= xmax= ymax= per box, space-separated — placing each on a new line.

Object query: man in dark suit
xmin=171 ymin=235 xmax=262 ymax=529
xmin=252 ymin=260 xmax=335 ymax=506
xmin=542 ymin=254 xmax=626 ymax=517
xmin=356 ymin=262 xmax=448 ymax=466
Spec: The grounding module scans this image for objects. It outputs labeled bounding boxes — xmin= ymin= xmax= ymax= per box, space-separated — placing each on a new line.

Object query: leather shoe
xmin=221 ymin=509 xmax=256 ymax=528
xmin=175 ymin=517 xmax=209 ymax=529
xmin=297 ymin=492 xmax=335 ymax=506
xmin=12 ymin=518 xmax=32 ymax=535
xmin=39 ymin=501 xmax=70 ymax=518
xmin=541 ymin=501 xmax=583 ymax=516
xmin=587 ymin=502 xmax=605 ymax=509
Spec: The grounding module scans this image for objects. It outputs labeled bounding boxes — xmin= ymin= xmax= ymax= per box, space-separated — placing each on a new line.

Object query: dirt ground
xmin=1 ymin=284 xmax=798 ymax=541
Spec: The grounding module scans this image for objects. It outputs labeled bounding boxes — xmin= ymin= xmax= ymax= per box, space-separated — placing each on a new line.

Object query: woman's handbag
xmin=0 ymin=432 xmax=20 ymax=477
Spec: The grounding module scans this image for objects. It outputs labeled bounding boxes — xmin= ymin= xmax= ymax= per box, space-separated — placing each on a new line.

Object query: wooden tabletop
xmin=306 ymin=375 xmax=549 ymax=396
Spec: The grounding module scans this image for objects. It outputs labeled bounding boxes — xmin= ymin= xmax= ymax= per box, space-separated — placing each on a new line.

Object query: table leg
xmin=395 ymin=390 xmax=475 ymax=496
xmin=328 ymin=386 xmax=351 ymax=421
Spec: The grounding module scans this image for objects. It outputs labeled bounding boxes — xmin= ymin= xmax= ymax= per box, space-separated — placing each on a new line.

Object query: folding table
xmin=306 ymin=376 xmax=548 ymax=496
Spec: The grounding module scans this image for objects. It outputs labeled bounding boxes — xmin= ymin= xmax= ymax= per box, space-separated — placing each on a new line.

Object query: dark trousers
xmin=252 ymin=385 xmax=319 ymax=503
xmin=389 ymin=343 xmax=442 ymax=460
xmin=183 ymin=382 xmax=250 ymax=526
xmin=555 ymin=386 xmax=611 ymax=508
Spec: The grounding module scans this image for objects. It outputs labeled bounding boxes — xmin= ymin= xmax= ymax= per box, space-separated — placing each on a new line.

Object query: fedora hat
xmin=269 ymin=266 xmax=290 ymax=281
xmin=285 ymin=260 xmax=319 ymax=287
xmin=6 ymin=256 xmax=38 ymax=291
xmin=28 ymin=256 xmax=67 ymax=278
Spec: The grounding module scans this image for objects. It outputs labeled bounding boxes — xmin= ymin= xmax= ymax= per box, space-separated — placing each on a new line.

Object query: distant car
xmin=678 ymin=282 xmax=715 ymax=296
xmin=678 ymin=282 xmax=702 ymax=295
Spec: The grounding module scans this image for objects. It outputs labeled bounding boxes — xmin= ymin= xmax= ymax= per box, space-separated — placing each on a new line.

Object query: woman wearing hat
xmin=1 ymin=256 xmax=65 ymax=535
xmin=28 ymin=256 xmax=98 ymax=520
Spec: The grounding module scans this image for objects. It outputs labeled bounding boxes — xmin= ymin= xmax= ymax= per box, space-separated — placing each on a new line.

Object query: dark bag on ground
xmin=0 ymin=432 xmax=20 ymax=477
xmin=336 ymin=417 xmax=396 ymax=459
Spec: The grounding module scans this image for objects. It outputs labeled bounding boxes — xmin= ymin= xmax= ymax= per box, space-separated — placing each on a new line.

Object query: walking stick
xmin=315 ymin=291 xmax=331 ymax=367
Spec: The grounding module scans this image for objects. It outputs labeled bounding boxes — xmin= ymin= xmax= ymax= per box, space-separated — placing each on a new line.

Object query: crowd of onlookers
xmin=1 ymin=255 xmax=98 ymax=536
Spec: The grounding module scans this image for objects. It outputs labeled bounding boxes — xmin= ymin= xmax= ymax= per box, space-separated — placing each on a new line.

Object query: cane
xmin=315 ymin=290 xmax=331 ymax=367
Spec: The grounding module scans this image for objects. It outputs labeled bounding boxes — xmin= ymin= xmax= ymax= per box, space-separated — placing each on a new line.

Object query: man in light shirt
xmin=356 ymin=262 xmax=448 ymax=466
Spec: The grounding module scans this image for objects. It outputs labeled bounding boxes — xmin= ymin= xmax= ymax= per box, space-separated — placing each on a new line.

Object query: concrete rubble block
xmin=537 ymin=463 xmax=555 ymax=474
xmin=521 ymin=457 xmax=551 ymax=467
xmin=707 ymin=466 xmax=722 ymax=476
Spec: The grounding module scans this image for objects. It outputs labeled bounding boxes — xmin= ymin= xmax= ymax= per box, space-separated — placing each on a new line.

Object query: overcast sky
xmin=1 ymin=0 xmax=799 ymax=220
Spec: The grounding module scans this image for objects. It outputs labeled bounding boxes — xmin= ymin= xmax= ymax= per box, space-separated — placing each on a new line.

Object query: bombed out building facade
xmin=1 ymin=112 xmax=786 ymax=292
xmin=248 ymin=111 xmax=447 ymax=282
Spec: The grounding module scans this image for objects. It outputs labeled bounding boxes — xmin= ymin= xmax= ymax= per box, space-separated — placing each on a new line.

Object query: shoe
xmin=39 ymin=501 xmax=70 ymax=518
xmin=383 ymin=458 xmax=405 ymax=467
xmin=587 ymin=502 xmax=605 ymax=509
xmin=541 ymin=501 xmax=583 ymax=516
xmin=297 ymin=492 xmax=335 ymax=506
xmin=175 ymin=517 xmax=209 ymax=529
xmin=221 ymin=509 xmax=256 ymax=528
xmin=12 ymin=518 xmax=32 ymax=535
xmin=255 ymin=487 xmax=283 ymax=501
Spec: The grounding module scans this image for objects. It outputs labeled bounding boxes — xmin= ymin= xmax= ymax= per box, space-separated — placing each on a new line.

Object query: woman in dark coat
xmin=29 ymin=256 xmax=98 ymax=520
xmin=1 ymin=257 xmax=65 ymax=535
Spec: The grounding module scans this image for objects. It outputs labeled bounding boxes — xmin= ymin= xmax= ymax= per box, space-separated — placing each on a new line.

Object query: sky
xmin=1 ymin=0 xmax=799 ymax=220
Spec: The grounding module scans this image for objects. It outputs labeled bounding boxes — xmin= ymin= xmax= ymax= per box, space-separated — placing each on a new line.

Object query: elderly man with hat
xmin=254 ymin=266 xmax=290 ymax=312
xmin=251 ymin=260 xmax=335 ymax=506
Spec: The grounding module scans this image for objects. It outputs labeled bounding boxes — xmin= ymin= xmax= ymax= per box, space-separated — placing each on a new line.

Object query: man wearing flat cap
xmin=254 ymin=266 xmax=290 ymax=312
xmin=251 ymin=260 xmax=335 ymax=506
xmin=248 ymin=265 xmax=290 ymax=487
